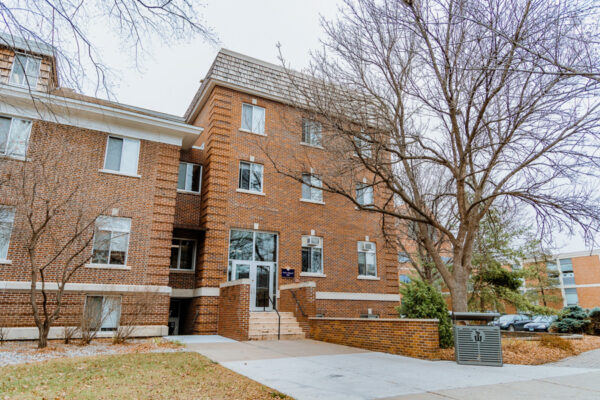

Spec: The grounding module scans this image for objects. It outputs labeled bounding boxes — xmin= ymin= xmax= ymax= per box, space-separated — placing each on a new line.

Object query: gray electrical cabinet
xmin=454 ymin=325 xmax=503 ymax=367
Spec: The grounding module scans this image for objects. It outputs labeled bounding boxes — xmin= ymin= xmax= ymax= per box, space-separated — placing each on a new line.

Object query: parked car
xmin=523 ymin=315 xmax=557 ymax=332
xmin=488 ymin=314 xmax=532 ymax=331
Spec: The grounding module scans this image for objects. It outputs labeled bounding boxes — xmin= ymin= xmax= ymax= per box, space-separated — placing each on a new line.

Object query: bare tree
xmin=113 ymin=291 xmax=159 ymax=344
xmin=1 ymin=124 xmax=120 ymax=348
xmin=270 ymin=0 xmax=600 ymax=311
xmin=0 ymin=0 xmax=216 ymax=98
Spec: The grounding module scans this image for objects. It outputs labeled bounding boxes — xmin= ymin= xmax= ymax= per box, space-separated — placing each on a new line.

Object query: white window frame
xmin=90 ymin=216 xmax=132 ymax=268
xmin=238 ymin=161 xmax=264 ymax=194
xmin=357 ymin=241 xmax=377 ymax=278
xmin=101 ymin=136 xmax=141 ymax=177
xmin=301 ymin=236 xmax=324 ymax=276
xmin=170 ymin=238 xmax=197 ymax=271
xmin=355 ymin=135 xmax=373 ymax=158
xmin=0 ymin=116 xmax=33 ymax=159
xmin=301 ymin=173 xmax=323 ymax=203
xmin=241 ymin=103 xmax=266 ymax=135
xmin=301 ymin=119 xmax=322 ymax=147
xmin=564 ymin=287 xmax=579 ymax=306
xmin=9 ymin=53 xmax=41 ymax=88
xmin=84 ymin=295 xmax=122 ymax=331
xmin=178 ymin=162 xmax=202 ymax=194
xmin=356 ymin=183 xmax=374 ymax=206
xmin=0 ymin=206 xmax=15 ymax=262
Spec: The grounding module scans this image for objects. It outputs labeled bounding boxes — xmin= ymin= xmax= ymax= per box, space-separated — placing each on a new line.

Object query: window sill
xmin=169 ymin=269 xmax=196 ymax=273
xmin=0 ymin=154 xmax=29 ymax=162
xmin=177 ymin=189 xmax=201 ymax=196
xmin=99 ymin=169 xmax=141 ymax=179
xmin=300 ymin=142 xmax=324 ymax=150
xmin=236 ymin=189 xmax=266 ymax=196
xmin=85 ymin=263 xmax=131 ymax=270
xmin=239 ymin=128 xmax=267 ymax=137
xmin=300 ymin=272 xmax=326 ymax=278
xmin=300 ymin=198 xmax=325 ymax=205
xmin=357 ymin=275 xmax=380 ymax=280
xmin=0 ymin=259 xmax=12 ymax=265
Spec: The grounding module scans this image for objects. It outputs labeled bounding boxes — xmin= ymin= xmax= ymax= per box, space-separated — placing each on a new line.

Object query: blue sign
xmin=281 ymin=268 xmax=295 ymax=278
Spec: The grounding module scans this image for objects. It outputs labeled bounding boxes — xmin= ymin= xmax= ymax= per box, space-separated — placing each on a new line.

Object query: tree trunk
xmin=37 ymin=322 xmax=50 ymax=349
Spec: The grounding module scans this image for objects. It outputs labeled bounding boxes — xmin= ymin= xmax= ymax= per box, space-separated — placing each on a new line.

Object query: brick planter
xmin=309 ymin=317 xmax=440 ymax=359
xmin=279 ymin=282 xmax=316 ymax=334
xmin=217 ymin=279 xmax=250 ymax=341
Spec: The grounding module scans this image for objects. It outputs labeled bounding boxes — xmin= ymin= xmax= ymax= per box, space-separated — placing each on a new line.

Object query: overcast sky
xmin=86 ymin=0 xmax=593 ymax=254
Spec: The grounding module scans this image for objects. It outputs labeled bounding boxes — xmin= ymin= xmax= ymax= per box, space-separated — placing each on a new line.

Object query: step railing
xmin=261 ymin=291 xmax=281 ymax=340
xmin=290 ymin=289 xmax=307 ymax=318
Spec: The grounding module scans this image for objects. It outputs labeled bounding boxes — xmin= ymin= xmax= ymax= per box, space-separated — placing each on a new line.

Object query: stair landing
xmin=248 ymin=311 xmax=305 ymax=340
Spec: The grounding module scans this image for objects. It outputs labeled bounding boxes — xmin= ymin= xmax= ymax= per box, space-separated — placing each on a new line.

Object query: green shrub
xmin=398 ymin=279 xmax=453 ymax=348
xmin=588 ymin=307 xmax=600 ymax=335
xmin=552 ymin=305 xmax=590 ymax=333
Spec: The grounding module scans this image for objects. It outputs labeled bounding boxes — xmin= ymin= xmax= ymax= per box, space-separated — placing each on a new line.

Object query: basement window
xmin=84 ymin=296 xmax=121 ymax=331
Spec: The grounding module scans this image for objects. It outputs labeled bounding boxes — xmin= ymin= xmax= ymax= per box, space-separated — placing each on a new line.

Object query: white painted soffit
xmin=0 ymin=85 xmax=203 ymax=149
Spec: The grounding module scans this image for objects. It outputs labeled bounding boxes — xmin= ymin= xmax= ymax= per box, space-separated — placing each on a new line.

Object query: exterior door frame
xmin=231 ymin=260 xmax=275 ymax=311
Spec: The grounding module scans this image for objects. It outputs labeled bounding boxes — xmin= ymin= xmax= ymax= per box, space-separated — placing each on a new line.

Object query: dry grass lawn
xmin=437 ymin=334 xmax=600 ymax=365
xmin=0 ymin=352 xmax=290 ymax=399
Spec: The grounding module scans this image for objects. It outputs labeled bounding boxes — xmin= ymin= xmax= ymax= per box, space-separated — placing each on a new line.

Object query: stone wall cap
xmin=280 ymin=281 xmax=316 ymax=290
xmin=219 ymin=279 xmax=251 ymax=288
xmin=309 ymin=317 xmax=439 ymax=322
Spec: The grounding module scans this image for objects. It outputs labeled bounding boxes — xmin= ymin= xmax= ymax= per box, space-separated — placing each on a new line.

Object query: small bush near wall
xmin=552 ymin=305 xmax=590 ymax=333
xmin=398 ymin=279 xmax=453 ymax=348
xmin=587 ymin=307 xmax=600 ymax=335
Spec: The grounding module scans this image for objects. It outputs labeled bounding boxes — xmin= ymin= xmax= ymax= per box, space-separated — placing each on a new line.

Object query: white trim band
xmin=171 ymin=287 xmax=220 ymax=298
xmin=316 ymin=292 xmax=400 ymax=302
xmin=280 ymin=282 xmax=316 ymax=290
xmin=0 ymin=281 xmax=171 ymax=294
xmin=1 ymin=325 xmax=168 ymax=341
xmin=220 ymin=279 xmax=251 ymax=288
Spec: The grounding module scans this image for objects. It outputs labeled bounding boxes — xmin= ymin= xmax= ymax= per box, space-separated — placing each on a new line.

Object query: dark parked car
xmin=489 ymin=314 xmax=532 ymax=331
xmin=523 ymin=315 xmax=557 ymax=332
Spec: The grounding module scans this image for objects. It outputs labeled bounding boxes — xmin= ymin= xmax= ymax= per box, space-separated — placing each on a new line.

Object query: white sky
xmin=84 ymin=0 xmax=594 ymax=255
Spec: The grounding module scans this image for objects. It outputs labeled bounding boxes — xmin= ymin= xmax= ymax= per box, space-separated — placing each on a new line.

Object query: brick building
xmin=0 ymin=43 xmax=402 ymax=340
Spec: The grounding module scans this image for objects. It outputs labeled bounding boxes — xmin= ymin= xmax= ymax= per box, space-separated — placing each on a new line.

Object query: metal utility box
xmin=454 ymin=325 xmax=503 ymax=367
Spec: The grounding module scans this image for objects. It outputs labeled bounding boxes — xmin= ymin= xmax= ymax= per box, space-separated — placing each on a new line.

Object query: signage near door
xmin=281 ymin=268 xmax=295 ymax=278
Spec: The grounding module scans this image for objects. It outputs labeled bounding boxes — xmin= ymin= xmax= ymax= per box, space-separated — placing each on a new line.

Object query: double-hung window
xmin=238 ymin=161 xmax=264 ymax=193
xmin=301 ymin=236 xmax=323 ymax=274
xmin=564 ymin=288 xmax=579 ymax=306
xmin=103 ymin=136 xmax=140 ymax=176
xmin=91 ymin=216 xmax=131 ymax=266
xmin=178 ymin=162 xmax=202 ymax=193
xmin=358 ymin=241 xmax=377 ymax=277
xmin=354 ymin=135 xmax=372 ymax=158
xmin=241 ymin=104 xmax=265 ymax=135
xmin=301 ymin=173 xmax=323 ymax=202
xmin=84 ymin=296 xmax=121 ymax=331
xmin=170 ymin=239 xmax=196 ymax=270
xmin=302 ymin=119 xmax=322 ymax=146
xmin=356 ymin=183 xmax=374 ymax=206
xmin=0 ymin=207 xmax=15 ymax=260
xmin=0 ymin=116 xmax=32 ymax=158
xmin=9 ymin=54 xmax=41 ymax=88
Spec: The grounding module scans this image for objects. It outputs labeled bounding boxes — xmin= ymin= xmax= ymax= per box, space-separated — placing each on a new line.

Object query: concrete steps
xmin=249 ymin=311 xmax=305 ymax=340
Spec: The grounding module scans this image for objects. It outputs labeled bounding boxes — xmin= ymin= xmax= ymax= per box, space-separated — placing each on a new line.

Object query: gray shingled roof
xmin=184 ymin=49 xmax=310 ymax=121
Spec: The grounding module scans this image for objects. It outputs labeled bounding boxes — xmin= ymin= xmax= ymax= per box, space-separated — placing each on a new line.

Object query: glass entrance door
xmin=231 ymin=261 xmax=275 ymax=311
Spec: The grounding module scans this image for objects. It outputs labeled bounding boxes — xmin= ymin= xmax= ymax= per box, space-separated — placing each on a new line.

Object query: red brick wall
xmin=279 ymin=283 xmax=317 ymax=334
xmin=186 ymin=296 xmax=219 ymax=335
xmin=316 ymin=299 xmax=399 ymax=318
xmin=217 ymin=281 xmax=250 ymax=340
xmin=309 ymin=317 xmax=440 ymax=359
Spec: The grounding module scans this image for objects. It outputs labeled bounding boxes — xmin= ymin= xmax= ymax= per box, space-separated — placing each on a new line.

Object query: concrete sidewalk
xmin=174 ymin=336 xmax=600 ymax=400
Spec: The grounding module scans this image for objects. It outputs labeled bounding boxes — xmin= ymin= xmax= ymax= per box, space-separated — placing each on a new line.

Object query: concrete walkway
xmin=172 ymin=336 xmax=600 ymax=400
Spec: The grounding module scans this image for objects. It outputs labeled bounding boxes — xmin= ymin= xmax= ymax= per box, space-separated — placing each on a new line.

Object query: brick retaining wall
xmin=279 ymin=282 xmax=316 ymax=334
xmin=309 ymin=317 xmax=440 ymax=359
xmin=217 ymin=279 xmax=250 ymax=341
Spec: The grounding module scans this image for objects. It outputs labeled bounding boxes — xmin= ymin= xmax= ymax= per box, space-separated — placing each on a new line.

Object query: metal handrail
xmin=290 ymin=289 xmax=307 ymax=318
xmin=262 ymin=291 xmax=281 ymax=340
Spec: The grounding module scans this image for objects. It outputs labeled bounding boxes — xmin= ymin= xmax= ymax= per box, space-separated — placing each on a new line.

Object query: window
xmin=170 ymin=239 xmax=196 ymax=270
xmin=356 ymin=183 xmax=374 ymax=206
xmin=302 ymin=119 xmax=322 ymax=146
xmin=9 ymin=54 xmax=41 ymax=88
xmin=103 ymin=136 xmax=140 ymax=175
xmin=358 ymin=241 xmax=377 ymax=277
xmin=241 ymin=104 xmax=265 ymax=134
xmin=178 ymin=162 xmax=202 ymax=193
xmin=238 ymin=161 xmax=263 ymax=193
xmin=227 ymin=229 xmax=278 ymax=280
xmin=564 ymin=288 xmax=579 ymax=306
xmin=301 ymin=236 xmax=323 ymax=274
xmin=91 ymin=216 xmax=131 ymax=266
xmin=0 ymin=116 xmax=32 ymax=158
xmin=562 ymin=272 xmax=576 ymax=286
xmin=560 ymin=259 xmax=573 ymax=273
xmin=301 ymin=173 xmax=323 ymax=202
xmin=400 ymin=274 xmax=411 ymax=284
xmin=0 ymin=207 xmax=15 ymax=260
xmin=84 ymin=296 xmax=121 ymax=331
xmin=355 ymin=135 xmax=372 ymax=158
